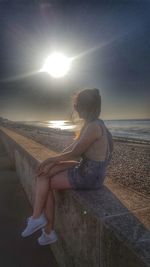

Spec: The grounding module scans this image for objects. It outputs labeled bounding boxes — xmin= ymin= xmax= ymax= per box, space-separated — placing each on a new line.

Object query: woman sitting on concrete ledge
xmin=21 ymin=88 xmax=113 ymax=245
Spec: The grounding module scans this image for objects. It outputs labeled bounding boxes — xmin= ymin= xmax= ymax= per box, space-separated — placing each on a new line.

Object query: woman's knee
xmin=48 ymin=165 xmax=64 ymax=177
xmin=50 ymin=171 xmax=72 ymax=190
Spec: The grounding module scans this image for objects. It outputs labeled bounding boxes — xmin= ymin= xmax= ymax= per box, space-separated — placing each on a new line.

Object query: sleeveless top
xmin=81 ymin=119 xmax=113 ymax=164
xmin=98 ymin=119 xmax=113 ymax=163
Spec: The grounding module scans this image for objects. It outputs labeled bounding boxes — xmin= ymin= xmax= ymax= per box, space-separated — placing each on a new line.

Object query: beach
xmin=1 ymin=121 xmax=150 ymax=197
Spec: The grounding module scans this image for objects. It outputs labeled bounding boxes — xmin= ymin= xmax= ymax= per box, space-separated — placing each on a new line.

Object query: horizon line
xmin=0 ymin=117 xmax=150 ymax=122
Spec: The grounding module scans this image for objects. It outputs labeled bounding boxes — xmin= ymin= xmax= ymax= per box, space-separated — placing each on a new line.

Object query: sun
xmin=40 ymin=52 xmax=71 ymax=78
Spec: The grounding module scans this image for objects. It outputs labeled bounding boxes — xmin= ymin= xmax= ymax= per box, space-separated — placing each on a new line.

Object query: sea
xmin=19 ymin=119 xmax=150 ymax=143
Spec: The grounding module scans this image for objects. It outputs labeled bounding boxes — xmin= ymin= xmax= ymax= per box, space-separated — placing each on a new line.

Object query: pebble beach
xmin=1 ymin=121 xmax=150 ymax=197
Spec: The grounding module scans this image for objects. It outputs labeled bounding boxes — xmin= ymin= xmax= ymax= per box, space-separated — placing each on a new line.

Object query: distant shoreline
xmin=112 ymin=136 xmax=150 ymax=146
xmin=2 ymin=117 xmax=150 ymax=122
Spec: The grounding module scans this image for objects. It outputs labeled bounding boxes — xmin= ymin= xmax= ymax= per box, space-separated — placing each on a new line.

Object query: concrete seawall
xmin=0 ymin=126 xmax=149 ymax=267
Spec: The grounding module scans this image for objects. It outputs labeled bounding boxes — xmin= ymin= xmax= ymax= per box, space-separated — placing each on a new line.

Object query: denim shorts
xmin=68 ymin=156 xmax=108 ymax=190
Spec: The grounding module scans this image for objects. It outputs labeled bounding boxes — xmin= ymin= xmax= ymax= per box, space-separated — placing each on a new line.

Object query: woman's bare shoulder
xmin=80 ymin=120 xmax=102 ymax=138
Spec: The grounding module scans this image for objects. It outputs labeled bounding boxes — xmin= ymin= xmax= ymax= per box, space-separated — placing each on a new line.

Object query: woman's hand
xmin=36 ymin=159 xmax=57 ymax=176
xmin=37 ymin=164 xmax=53 ymax=176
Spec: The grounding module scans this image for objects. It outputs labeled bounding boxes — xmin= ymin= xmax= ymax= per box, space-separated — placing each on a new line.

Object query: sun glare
xmin=40 ymin=52 xmax=71 ymax=78
xmin=48 ymin=120 xmax=76 ymax=130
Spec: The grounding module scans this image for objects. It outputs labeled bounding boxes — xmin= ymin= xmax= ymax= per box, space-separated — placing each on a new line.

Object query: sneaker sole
xmin=38 ymin=237 xmax=58 ymax=246
xmin=21 ymin=221 xmax=47 ymax=237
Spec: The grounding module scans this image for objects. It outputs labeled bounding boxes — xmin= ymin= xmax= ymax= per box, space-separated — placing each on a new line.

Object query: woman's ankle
xmin=32 ymin=212 xmax=44 ymax=219
xmin=44 ymin=225 xmax=53 ymax=235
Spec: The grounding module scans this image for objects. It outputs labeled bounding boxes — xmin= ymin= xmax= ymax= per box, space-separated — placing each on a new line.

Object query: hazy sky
xmin=0 ymin=0 xmax=150 ymax=121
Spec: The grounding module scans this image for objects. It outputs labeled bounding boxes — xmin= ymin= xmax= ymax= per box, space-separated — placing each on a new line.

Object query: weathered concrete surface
xmin=101 ymin=225 xmax=148 ymax=267
xmin=0 ymin=126 xmax=150 ymax=267
xmin=0 ymin=139 xmax=58 ymax=267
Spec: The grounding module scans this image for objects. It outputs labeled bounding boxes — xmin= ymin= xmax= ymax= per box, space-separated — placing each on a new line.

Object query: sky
xmin=0 ymin=0 xmax=150 ymax=121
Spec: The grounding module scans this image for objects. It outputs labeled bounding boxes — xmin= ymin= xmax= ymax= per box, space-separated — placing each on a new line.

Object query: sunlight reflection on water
xmin=47 ymin=120 xmax=76 ymax=130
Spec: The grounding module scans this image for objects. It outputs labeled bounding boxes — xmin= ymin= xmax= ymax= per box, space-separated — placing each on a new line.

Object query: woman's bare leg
xmin=43 ymin=170 xmax=74 ymax=234
xmin=32 ymin=175 xmax=50 ymax=218
xmin=32 ymin=161 xmax=78 ymax=219
xmin=44 ymin=190 xmax=55 ymax=234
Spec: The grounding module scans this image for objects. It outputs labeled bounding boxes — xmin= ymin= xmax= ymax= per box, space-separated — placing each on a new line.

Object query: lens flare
xmin=40 ymin=52 xmax=71 ymax=78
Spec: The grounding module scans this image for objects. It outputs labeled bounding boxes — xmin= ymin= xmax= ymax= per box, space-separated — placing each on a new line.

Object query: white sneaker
xmin=38 ymin=229 xmax=58 ymax=245
xmin=21 ymin=214 xmax=47 ymax=237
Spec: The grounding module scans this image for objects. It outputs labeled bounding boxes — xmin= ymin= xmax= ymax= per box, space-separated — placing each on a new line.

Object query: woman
xmin=21 ymin=88 xmax=113 ymax=245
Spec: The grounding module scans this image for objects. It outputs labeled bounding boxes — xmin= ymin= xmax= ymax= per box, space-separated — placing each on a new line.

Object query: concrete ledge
xmin=0 ymin=126 xmax=149 ymax=267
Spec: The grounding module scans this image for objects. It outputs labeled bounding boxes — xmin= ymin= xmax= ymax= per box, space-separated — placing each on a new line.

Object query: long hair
xmin=71 ymin=88 xmax=101 ymax=139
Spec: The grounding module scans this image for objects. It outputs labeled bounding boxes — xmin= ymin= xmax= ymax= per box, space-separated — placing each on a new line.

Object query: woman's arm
xmin=37 ymin=140 xmax=78 ymax=173
xmin=40 ymin=121 xmax=100 ymax=166
xmin=62 ymin=140 xmax=78 ymax=153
